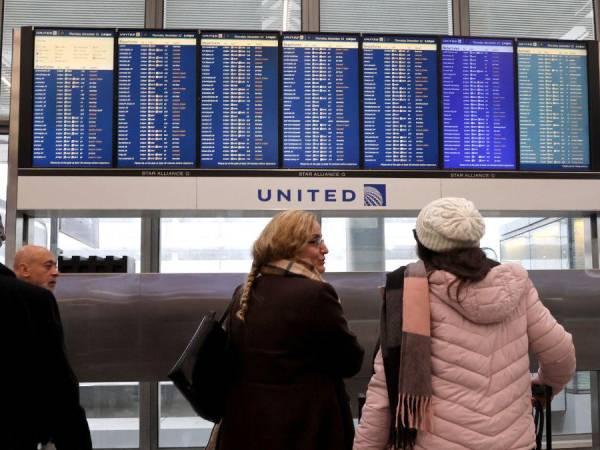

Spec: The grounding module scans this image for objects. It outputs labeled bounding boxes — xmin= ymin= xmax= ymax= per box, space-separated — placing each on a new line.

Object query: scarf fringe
xmin=393 ymin=394 xmax=433 ymax=449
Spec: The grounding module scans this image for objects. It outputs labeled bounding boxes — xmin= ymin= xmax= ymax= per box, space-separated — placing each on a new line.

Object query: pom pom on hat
xmin=415 ymin=197 xmax=485 ymax=252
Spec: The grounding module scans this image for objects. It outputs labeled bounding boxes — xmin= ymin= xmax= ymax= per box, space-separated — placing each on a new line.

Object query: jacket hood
xmin=428 ymin=263 xmax=529 ymax=324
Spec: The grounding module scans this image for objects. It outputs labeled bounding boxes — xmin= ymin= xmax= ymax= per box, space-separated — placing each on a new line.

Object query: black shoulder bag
xmin=168 ymin=295 xmax=237 ymax=423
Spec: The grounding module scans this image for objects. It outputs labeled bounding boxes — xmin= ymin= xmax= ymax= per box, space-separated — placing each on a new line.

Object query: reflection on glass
xmin=159 ymin=382 xmax=214 ymax=447
xmin=321 ymin=218 xmax=350 ymax=272
xmin=322 ymin=217 xmax=386 ymax=272
xmin=498 ymin=218 xmax=590 ymax=269
xmin=530 ymin=220 xmax=569 ymax=269
xmin=160 ymin=218 xmax=271 ymax=273
xmin=58 ymin=218 xmax=142 ymax=273
xmin=80 ymin=382 xmax=139 ymax=448
xmin=28 ymin=218 xmax=51 ymax=248
xmin=553 ymin=371 xmax=592 ymax=439
xmin=384 ymin=218 xmax=417 ymax=271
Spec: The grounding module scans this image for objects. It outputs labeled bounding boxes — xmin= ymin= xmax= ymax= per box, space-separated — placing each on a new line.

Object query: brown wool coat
xmin=217 ymin=274 xmax=364 ymax=450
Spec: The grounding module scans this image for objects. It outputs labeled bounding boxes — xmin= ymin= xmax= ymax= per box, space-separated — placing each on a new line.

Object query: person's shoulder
xmin=260 ymin=275 xmax=337 ymax=300
xmin=0 ymin=271 xmax=55 ymax=302
xmin=491 ymin=262 xmax=529 ymax=282
xmin=292 ymin=277 xmax=338 ymax=302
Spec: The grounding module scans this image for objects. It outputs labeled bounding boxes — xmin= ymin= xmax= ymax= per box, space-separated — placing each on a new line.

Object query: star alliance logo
xmin=364 ymin=184 xmax=386 ymax=207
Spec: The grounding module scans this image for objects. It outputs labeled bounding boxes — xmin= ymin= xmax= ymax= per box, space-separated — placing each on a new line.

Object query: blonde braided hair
xmin=236 ymin=210 xmax=318 ymax=321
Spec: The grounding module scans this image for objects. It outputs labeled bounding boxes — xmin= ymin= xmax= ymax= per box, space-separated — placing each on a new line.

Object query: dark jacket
xmin=217 ymin=274 xmax=364 ymax=450
xmin=1 ymin=263 xmax=92 ymax=450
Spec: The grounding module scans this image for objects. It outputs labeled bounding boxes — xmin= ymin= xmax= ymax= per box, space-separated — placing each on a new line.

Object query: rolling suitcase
xmin=532 ymin=384 xmax=552 ymax=450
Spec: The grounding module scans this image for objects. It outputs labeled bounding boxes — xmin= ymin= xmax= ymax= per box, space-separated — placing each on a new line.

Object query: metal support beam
xmin=592 ymin=214 xmax=599 ymax=270
xmin=5 ymin=28 xmax=21 ymax=267
xmin=49 ymin=217 xmax=59 ymax=256
xmin=139 ymin=381 xmax=159 ymax=450
xmin=145 ymin=0 xmax=164 ymax=28
xmin=141 ymin=212 xmax=161 ymax=273
xmin=594 ymin=0 xmax=600 ymax=41
xmin=592 ymin=372 xmax=600 ymax=449
xmin=452 ymin=0 xmax=470 ymax=36
xmin=302 ymin=0 xmax=320 ymax=32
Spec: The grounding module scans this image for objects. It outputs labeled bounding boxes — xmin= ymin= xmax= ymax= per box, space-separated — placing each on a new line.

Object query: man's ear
xmin=15 ymin=263 xmax=30 ymax=278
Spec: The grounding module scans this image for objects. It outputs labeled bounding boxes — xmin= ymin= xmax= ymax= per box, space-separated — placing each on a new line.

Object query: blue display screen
xmin=200 ymin=32 xmax=279 ymax=168
xmin=441 ymin=37 xmax=516 ymax=170
xmin=32 ymin=29 xmax=114 ymax=167
xmin=282 ymin=33 xmax=360 ymax=168
xmin=117 ymin=31 xmax=197 ymax=167
xmin=518 ymin=41 xmax=589 ymax=170
xmin=362 ymin=36 xmax=438 ymax=169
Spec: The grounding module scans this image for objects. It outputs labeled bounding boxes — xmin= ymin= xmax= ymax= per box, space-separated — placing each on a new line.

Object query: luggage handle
xmin=532 ymin=384 xmax=552 ymax=450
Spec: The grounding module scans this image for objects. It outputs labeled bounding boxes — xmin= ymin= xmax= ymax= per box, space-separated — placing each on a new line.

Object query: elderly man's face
xmin=20 ymin=248 xmax=59 ymax=291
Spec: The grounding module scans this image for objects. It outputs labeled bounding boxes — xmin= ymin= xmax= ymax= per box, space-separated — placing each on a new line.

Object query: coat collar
xmin=0 ymin=262 xmax=16 ymax=278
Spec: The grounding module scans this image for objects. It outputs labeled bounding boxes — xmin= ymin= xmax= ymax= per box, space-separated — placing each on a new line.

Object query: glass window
xmin=80 ymin=382 xmax=140 ymax=449
xmin=498 ymin=218 xmax=590 ymax=269
xmin=470 ymin=0 xmax=595 ymax=39
xmin=25 ymin=217 xmax=141 ymax=272
xmin=384 ymin=218 xmax=417 ymax=272
xmin=320 ymin=0 xmax=453 ymax=34
xmin=384 ymin=217 xmax=591 ymax=270
xmin=321 ymin=217 xmax=350 ymax=272
xmin=159 ymin=381 xmax=214 ymax=448
xmin=481 ymin=217 xmax=534 ymax=263
xmin=554 ymin=371 xmax=593 ymax=439
xmin=160 ymin=217 xmax=271 ymax=273
xmin=322 ymin=217 xmax=385 ymax=272
xmin=58 ymin=218 xmax=142 ymax=273
xmin=1 ymin=0 xmax=145 ymax=120
xmin=164 ymin=0 xmax=301 ymax=31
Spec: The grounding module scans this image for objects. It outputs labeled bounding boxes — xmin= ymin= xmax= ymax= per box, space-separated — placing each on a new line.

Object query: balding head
xmin=13 ymin=245 xmax=59 ymax=291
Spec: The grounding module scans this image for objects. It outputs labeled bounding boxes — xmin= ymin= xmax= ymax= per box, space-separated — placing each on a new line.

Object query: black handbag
xmin=168 ymin=300 xmax=235 ymax=423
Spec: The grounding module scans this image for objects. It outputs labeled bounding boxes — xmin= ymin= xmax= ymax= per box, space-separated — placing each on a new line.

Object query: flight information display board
xmin=441 ymin=37 xmax=516 ymax=170
xmin=362 ymin=35 xmax=438 ymax=169
xmin=518 ymin=41 xmax=590 ymax=170
xmin=32 ymin=29 xmax=114 ymax=167
xmin=200 ymin=32 xmax=279 ymax=168
xmin=282 ymin=33 xmax=360 ymax=168
xmin=117 ymin=30 xmax=196 ymax=167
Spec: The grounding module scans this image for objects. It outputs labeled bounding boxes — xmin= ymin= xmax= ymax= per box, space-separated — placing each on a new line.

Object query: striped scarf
xmin=260 ymin=259 xmax=324 ymax=282
xmin=381 ymin=261 xmax=433 ymax=449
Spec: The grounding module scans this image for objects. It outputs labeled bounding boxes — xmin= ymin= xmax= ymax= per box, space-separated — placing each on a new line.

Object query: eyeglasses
xmin=307 ymin=236 xmax=325 ymax=247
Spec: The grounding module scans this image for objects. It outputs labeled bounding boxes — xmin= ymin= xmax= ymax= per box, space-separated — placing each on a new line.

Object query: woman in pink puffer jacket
xmin=354 ymin=198 xmax=576 ymax=450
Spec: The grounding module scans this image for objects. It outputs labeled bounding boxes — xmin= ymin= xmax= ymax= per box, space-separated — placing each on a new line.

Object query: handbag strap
xmin=218 ymin=286 xmax=242 ymax=326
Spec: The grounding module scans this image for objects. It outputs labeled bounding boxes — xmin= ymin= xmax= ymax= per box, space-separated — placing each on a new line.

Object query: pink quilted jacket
xmin=354 ymin=263 xmax=576 ymax=450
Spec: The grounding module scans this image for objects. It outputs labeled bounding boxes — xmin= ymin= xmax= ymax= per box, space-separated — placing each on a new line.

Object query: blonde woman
xmin=217 ymin=210 xmax=364 ymax=450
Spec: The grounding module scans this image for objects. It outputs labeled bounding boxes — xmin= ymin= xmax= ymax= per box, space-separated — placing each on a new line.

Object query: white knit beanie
xmin=415 ymin=197 xmax=485 ymax=252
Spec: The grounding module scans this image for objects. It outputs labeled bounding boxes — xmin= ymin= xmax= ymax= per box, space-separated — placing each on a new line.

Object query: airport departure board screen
xmin=518 ymin=41 xmax=589 ymax=170
xmin=282 ymin=33 xmax=360 ymax=168
xmin=117 ymin=31 xmax=196 ymax=167
xmin=362 ymin=36 xmax=438 ymax=169
xmin=200 ymin=32 xmax=279 ymax=168
xmin=32 ymin=29 xmax=114 ymax=167
xmin=441 ymin=37 xmax=516 ymax=170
